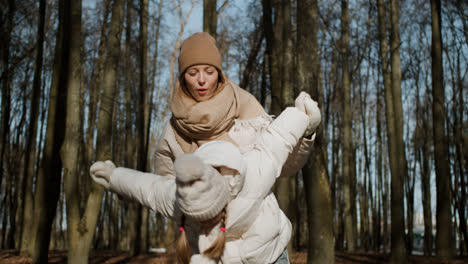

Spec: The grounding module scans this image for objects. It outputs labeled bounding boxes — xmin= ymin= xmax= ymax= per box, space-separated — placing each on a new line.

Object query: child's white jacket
xmin=108 ymin=107 xmax=312 ymax=263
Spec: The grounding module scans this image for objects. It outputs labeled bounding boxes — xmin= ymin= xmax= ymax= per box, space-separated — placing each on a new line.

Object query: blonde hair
xmin=202 ymin=207 xmax=227 ymax=260
xmin=176 ymin=208 xmax=227 ymax=264
xmin=176 ymin=215 xmax=191 ymax=264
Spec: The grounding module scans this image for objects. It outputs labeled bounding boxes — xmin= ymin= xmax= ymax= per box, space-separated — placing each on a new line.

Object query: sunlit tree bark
xmin=62 ymin=0 xmax=124 ymax=262
xmin=376 ymin=0 xmax=407 ymax=261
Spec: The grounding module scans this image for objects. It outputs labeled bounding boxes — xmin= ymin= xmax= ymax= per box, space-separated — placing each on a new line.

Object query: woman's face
xmin=184 ymin=65 xmax=219 ymax=102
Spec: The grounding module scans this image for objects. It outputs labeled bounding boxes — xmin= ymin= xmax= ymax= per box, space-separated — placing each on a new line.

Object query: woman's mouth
xmin=197 ymin=89 xmax=208 ymax=96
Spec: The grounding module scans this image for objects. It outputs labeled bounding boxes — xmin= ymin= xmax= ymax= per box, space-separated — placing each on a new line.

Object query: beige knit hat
xmin=194 ymin=141 xmax=245 ymax=198
xmin=178 ymin=32 xmax=222 ymax=74
xmin=175 ymin=154 xmax=230 ymax=221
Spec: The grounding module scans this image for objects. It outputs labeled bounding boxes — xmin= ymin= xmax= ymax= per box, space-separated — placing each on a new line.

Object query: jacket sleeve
xmin=241 ymin=107 xmax=309 ymax=198
xmin=153 ymin=123 xmax=177 ymax=178
xmin=108 ymin=168 xmax=176 ymax=218
xmin=278 ymin=133 xmax=315 ymax=178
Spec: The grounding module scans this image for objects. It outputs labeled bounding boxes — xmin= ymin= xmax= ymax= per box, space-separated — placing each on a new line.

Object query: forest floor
xmin=0 ymin=250 xmax=466 ymax=263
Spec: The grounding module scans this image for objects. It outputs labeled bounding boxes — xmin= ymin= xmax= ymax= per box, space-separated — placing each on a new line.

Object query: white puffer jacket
xmin=108 ymin=107 xmax=313 ymax=263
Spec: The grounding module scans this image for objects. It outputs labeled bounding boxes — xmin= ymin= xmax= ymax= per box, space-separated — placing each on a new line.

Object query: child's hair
xmin=176 ymin=208 xmax=227 ymax=264
xmin=176 ymin=215 xmax=191 ymax=264
xmin=202 ymin=207 xmax=227 ymax=259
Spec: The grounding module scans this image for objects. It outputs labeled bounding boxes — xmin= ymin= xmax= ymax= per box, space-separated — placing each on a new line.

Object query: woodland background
xmin=0 ymin=0 xmax=467 ymax=263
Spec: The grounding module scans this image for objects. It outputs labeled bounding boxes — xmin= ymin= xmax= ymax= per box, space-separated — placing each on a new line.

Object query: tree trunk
xmin=430 ymin=0 xmax=454 ymax=258
xmin=239 ymin=25 xmax=263 ymax=90
xmin=19 ymin=0 xmax=46 ymax=256
xmin=263 ymin=0 xmax=296 ymax=253
xmin=128 ymin=0 xmax=151 ymax=255
xmin=260 ymin=56 xmax=267 ymax=107
xmin=61 ymin=0 xmax=84 ymax=260
xmin=63 ymin=0 xmax=124 ymax=262
xmin=14 ymin=87 xmax=28 ymax=250
xmin=169 ymin=0 xmax=194 ymax=91
xmin=6 ymin=161 xmax=18 ymax=249
xmin=32 ymin=1 xmax=69 ymax=256
xmin=359 ymin=58 xmax=373 ymax=251
xmin=140 ymin=0 xmax=150 ymax=253
xmin=453 ymin=52 xmax=468 ymax=255
xmin=0 ymin=0 xmax=15 ymax=203
xmin=340 ymin=0 xmax=355 ymax=252
xmin=388 ymin=1 xmax=410 ymax=261
xmin=405 ymin=163 xmax=415 ymax=254
xmin=376 ymin=74 xmax=383 ymax=252
xmin=124 ymin=0 xmax=135 ymax=169
xmin=85 ymin=0 xmax=111 ymax=171
xmin=123 ymin=0 xmax=137 ymax=254
xmin=415 ymin=64 xmax=433 ymax=256
xmin=275 ymin=0 xmax=295 ymax=253
xmin=110 ymin=194 xmax=120 ymax=249
xmin=376 ymin=0 xmax=407 ymax=261
xmin=421 ymin=110 xmax=433 ymax=256
xmin=383 ymin=151 xmax=390 ymax=253
xmin=262 ymin=0 xmax=282 ymax=115
xmin=203 ymin=0 xmax=217 ymax=38
xmin=29 ymin=0 xmax=69 ymax=255
xmin=297 ymin=0 xmax=334 ymax=262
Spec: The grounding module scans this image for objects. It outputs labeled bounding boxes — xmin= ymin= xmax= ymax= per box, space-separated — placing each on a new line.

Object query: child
xmin=90 ymin=92 xmax=321 ymax=263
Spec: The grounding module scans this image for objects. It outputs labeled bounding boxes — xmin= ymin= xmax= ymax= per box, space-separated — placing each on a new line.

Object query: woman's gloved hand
xmin=90 ymin=160 xmax=116 ymax=189
xmin=295 ymin=91 xmax=321 ymax=137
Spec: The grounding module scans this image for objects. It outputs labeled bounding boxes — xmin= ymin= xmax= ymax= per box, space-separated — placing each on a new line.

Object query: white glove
xmin=90 ymin=160 xmax=116 ymax=189
xmin=295 ymin=91 xmax=321 ymax=137
xmin=190 ymin=254 xmax=216 ymax=264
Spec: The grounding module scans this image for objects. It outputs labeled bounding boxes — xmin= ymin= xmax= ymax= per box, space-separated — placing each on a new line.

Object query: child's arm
xmin=90 ymin=161 xmax=176 ymax=217
xmin=240 ymin=106 xmax=310 ymax=197
xmin=279 ymin=92 xmax=321 ymax=177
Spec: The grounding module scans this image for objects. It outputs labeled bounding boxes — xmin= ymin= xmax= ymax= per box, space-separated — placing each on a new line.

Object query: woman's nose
xmin=197 ymin=73 xmax=206 ymax=85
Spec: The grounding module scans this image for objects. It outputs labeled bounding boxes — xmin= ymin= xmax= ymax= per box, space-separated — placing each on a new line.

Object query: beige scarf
xmin=170 ymin=76 xmax=265 ymax=153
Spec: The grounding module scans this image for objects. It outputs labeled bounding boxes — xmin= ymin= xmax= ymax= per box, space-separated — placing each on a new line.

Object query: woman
xmin=154 ymin=32 xmax=317 ymax=262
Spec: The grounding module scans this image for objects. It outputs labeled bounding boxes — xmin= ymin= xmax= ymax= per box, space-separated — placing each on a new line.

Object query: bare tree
xmin=297 ymin=0 xmax=335 ymax=261
xmin=128 ymin=0 xmax=151 ymax=255
xmin=19 ymin=0 xmax=46 ymax=256
xmin=61 ymin=0 xmax=84 ymax=261
xmin=203 ymin=0 xmax=217 ymax=38
xmin=0 ymin=0 xmax=16 ymax=203
xmin=169 ymin=0 xmax=194 ymax=92
xmin=62 ymin=0 xmax=124 ymax=262
xmin=376 ymin=0 xmax=407 ymax=262
xmin=340 ymin=0 xmax=355 ymax=252
xmin=262 ymin=0 xmax=296 ymax=253
xmin=28 ymin=0 xmax=69 ymax=259
xmin=431 ymin=0 xmax=454 ymax=258
xmin=239 ymin=24 xmax=263 ymax=90
xmin=85 ymin=0 xmax=111 ymax=171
